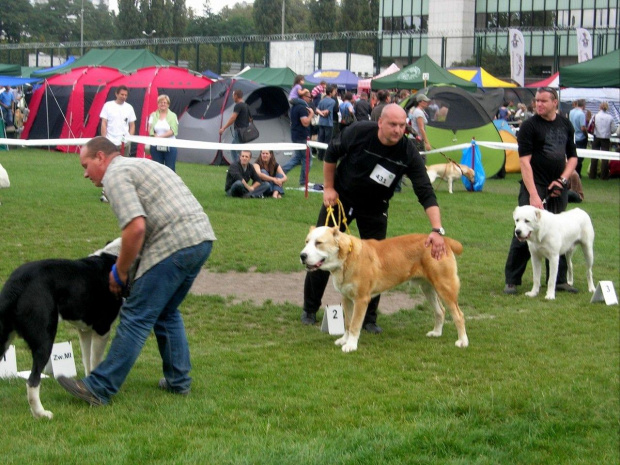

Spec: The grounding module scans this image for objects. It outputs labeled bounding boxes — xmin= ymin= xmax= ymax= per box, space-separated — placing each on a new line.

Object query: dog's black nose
xmin=300 ymin=253 xmax=307 ymax=263
xmin=515 ymin=229 xmax=521 ymax=236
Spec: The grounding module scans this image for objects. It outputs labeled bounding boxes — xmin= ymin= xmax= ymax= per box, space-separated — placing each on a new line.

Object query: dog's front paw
xmin=544 ymin=292 xmax=556 ymax=300
xmin=341 ymin=341 xmax=358 ymax=353
xmin=525 ymin=290 xmax=539 ymax=297
xmin=32 ymin=409 xmax=53 ymax=420
xmin=334 ymin=334 xmax=348 ymax=346
xmin=426 ymin=330 xmax=442 ymax=338
xmin=455 ymin=336 xmax=469 ymax=348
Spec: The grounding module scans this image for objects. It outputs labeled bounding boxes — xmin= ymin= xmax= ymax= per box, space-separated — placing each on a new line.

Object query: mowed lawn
xmin=0 ymin=148 xmax=618 ymax=465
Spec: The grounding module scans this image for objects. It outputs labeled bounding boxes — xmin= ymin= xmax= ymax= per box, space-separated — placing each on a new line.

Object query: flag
xmin=509 ymin=29 xmax=525 ymax=87
xmin=576 ymin=28 xmax=592 ymax=63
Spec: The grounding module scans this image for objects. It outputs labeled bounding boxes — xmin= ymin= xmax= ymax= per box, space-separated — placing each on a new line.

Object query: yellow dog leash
xmin=324 ymin=199 xmax=351 ymax=235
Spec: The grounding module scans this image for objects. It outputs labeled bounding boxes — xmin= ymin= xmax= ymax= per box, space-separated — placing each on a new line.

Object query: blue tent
xmin=30 ymin=56 xmax=77 ymax=78
xmin=304 ymin=69 xmax=359 ymax=91
xmin=202 ymin=69 xmax=221 ymax=80
xmin=0 ymin=76 xmax=41 ymax=86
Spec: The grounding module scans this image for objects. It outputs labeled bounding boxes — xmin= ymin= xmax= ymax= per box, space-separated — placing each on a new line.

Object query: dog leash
xmin=325 ymin=199 xmax=351 ymax=235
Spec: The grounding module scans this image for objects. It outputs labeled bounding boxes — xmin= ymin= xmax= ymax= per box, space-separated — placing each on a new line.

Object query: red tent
xmin=82 ymin=66 xmax=213 ymax=157
xmin=526 ymin=72 xmax=559 ymax=88
xmin=21 ymin=66 xmax=124 ymax=151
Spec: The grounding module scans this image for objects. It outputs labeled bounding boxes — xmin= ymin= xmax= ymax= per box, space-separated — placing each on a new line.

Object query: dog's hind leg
xmin=26 ymin=343 xmax=54 ymax=419
xmin=565 ymin=248 xmax=575 ymax=286
xmin=447 ymin=177 xmax=454 ymax=194
xmin=77 ymin=329 xmax=93 ymax=375
xmin=419 ymin=281 xmax=445 ymax=338
xmin=89 ymin=331 xmax=110 ymax=374
xmin=582 ymin=241 xmax=596 ymax=292
xmin=422 ymin=280 xmax=469 ymax=348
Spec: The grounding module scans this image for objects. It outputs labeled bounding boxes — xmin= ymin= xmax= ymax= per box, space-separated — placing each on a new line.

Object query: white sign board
xmin=0 ymin=345 xmax=18 ymax=379
xmin=590 ymin=281 xmax=618 ymax=305
xmin=270 ymin=41 xmax=315 ymax=75
xmin=321 ymin=305 xmax=345 ymax=336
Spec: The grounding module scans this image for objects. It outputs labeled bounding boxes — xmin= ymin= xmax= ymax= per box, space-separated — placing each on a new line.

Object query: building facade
xmin=379 ymin=0 xmax=619 ymax=73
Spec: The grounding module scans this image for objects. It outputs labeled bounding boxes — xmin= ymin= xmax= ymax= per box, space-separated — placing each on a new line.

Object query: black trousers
xmin=303 ymin=199 xmax=388 ymax=325
xmin=504 ymin=181 xmax=569 ymax=286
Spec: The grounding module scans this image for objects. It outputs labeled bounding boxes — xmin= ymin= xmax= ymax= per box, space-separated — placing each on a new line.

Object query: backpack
xmin=340 ymin=102 xmax=356 ymax=125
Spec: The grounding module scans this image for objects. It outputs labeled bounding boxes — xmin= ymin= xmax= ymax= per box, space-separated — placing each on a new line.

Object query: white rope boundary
xmin=1 ymin=136 xmax=618 ymax=162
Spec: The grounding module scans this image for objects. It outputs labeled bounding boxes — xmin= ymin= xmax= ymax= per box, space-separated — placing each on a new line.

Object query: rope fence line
xmin=0 ymin=136 xmax=618 ymax=161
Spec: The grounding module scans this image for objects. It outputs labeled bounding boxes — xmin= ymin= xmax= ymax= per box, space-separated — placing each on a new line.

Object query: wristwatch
xmin=559 ymin=177 xmax=568 ymax=187
xmin=431 ymin=227 xmax=445 ymax=236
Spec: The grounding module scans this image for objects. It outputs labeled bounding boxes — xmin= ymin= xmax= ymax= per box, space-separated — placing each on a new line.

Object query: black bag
xmin=239 ymin=121 xmax=259 ymax=143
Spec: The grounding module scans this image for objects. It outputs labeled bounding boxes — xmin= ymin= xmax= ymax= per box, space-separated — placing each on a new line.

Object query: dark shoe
xmin=503 ymin=284 xmax=518 ymax=294
xmin=301 ymin=311 xmax=316 ymax=325
xmin=158 ymin=378 xmax=190 ymax=396
xmin=57 ymin=376 xmax=104 ymax=406
xmin=363 ymin=322 xmax=383 ymax=334
xmin=556 ymin=283 xmax=579 ymax=293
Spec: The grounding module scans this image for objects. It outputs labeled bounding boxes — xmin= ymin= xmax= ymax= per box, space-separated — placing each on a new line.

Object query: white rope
xmin=0 ymin=136 xmax=617 ymax=161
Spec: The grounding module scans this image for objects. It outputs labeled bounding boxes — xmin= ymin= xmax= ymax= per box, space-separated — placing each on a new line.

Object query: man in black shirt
xmin=302 ymin=104 xmax=447 ymax=332
xmin=225 ymin=150 xmax=269 ymax=198
xmin=354 ymin=92 xmax=371 ymax=121
xmin=219 ymin=89 xmax=250 ymax=163
xmin=503 ymin=87 xmax=578 ymax=294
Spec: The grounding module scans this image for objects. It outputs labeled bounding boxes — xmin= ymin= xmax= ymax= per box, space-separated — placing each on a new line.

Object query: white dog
xmin=426 ymin=163 xmax=475 ymax=194
xmin=513 ymin=206 xmax=595 ymax=300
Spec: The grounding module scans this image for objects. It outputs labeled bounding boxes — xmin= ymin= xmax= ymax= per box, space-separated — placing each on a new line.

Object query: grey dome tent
xmin=177 ymin=78 xmax=292 ymax=165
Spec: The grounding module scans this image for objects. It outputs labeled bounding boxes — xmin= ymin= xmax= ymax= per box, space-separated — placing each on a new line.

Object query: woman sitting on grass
xmin=253 ymin=150 xmax=287 ymax=198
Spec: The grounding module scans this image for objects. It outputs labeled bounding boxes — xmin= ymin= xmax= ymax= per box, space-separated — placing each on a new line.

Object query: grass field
xmin=0 ymin=148 xmax=618 ymax=464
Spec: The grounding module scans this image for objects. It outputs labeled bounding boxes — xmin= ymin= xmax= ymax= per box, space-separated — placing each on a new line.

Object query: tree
xmin=117 ymin=0 xmax=144 ymax=39
xmin=307 ymin=0 xmax=337 ymax=33
xmin=171 ymin=0 xmax=188 ymax=37
xmin=0 ymin=0 xmax=32 ymax=43
xmin=253 ymin=0 xmax=283 ymax=35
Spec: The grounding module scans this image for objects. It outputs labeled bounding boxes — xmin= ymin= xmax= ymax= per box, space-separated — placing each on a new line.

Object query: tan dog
xmin=426 ymin=163 xmax=475 ymax=194
xmin=300 ymin=226 xmax=469 ymax=353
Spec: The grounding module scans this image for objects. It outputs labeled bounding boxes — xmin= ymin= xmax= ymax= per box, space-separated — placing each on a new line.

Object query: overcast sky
xmin=108 ymin=0 xmax=245 ymax=16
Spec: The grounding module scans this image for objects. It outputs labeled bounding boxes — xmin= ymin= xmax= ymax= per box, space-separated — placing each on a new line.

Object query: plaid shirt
xmin=103 ymin=157 xmax=216 ymax=279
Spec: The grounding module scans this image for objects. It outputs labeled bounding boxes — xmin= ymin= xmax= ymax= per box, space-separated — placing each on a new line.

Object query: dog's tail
xmin=445 ymin=237 xmax=463 ymax=256
xmin=426 ymin=169 xmax=438 ymax=184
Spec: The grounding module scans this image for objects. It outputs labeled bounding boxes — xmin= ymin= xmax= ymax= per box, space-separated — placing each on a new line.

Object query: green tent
xmin=560 ymin=49 xmax=620 ymax=88
xmin=238 ymin=67 xmax=297 ymax=89
xmin=0 ymin=63 xmax=21 ymax=76
xmin=30 ymin=49 xmax=171 ymax=79
xmin=372 ymin=55 xmax=477 ymax=91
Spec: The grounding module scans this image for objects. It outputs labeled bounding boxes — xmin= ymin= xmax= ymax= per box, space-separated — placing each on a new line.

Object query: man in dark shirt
xmin=503 ymin=87 xmax=578 ymax=294
xmin=370 ymin=89 xmax=390 ymax=121
xmin=301 ymin=104 xmax=448 ymax=333
xmin=354 ymin=92 xmax=371 ymax=121
xmin=283 ymin=89 xmax=315 ymax=185
xmin=225 ymin=150 xmax=269 ymax=198
xmin=219 ymin=89 xmax=250 ymax=163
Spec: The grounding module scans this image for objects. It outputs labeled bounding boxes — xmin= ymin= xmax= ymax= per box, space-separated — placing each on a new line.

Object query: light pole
xmin=281 ymin=0 xmax=285 ymax=39
xmin=80 ymin=0 xmax=84 ymax=55
xmin=142 ymin=30 xmax=156 ymax=38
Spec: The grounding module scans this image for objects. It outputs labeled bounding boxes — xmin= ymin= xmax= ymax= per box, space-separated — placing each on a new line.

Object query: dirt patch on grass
xmin=190 ymin=270 xmax=423 ymax=315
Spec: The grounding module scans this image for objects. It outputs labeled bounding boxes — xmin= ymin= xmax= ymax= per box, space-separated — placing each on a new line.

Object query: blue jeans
xmin=226 ymin=180 xmax=248 ymax=197
xmin=283 ymin=147 xmax=311 ymax=185
xmin=317 ymin=125 xmax=333 ymax=160
xmin=230 ymin=128 xmax=241 ymax=163
xmin=83 ymin=241 xmax=213 ymax=403
xmin=261 ymin=169 xmax=284 ymax=195
xmin=150 ymin=145 xmax=178 ymax=172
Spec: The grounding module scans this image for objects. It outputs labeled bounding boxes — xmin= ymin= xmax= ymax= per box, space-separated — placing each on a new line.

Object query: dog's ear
xmin=331 ymin=226 xmax=340 ymax=238
xmin=535 ymin=209 xmax=542 ymax=220
xmin=309 ymin=226 xmax=316 ymax=233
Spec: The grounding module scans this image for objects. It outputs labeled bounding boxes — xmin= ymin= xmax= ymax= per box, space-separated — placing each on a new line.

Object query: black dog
xmin=0 ymin=239 xmax=122 ymax=419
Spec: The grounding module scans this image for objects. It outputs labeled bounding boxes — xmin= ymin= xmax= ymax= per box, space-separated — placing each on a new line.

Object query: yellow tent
xmin=448 ymin=67 xmax=516 ymax=88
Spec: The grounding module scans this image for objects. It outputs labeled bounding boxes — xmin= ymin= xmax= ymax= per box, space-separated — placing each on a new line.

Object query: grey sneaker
xmin=556 ymin=283 xmax=579 ymax=293
xmin=301 ymin=311 xmax=317 ymax=325
xmin=503 ymin=284 xmax=518 ymax=294
xmin=158 ymin=378 xmax=190 ymax=396
xmin=363 ymin=323 xmax=383 ymax=334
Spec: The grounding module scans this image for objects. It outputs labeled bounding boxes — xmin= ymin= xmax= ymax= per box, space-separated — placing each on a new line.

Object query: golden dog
xmin=426 ymin=162 xmax=475 ymax=194
xmin=300 ymin=226 xmax=469 ymax=352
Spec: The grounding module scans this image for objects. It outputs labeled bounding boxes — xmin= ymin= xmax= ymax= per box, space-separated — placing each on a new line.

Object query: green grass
xmin=0 ymin=149 xmax=618 ymax=464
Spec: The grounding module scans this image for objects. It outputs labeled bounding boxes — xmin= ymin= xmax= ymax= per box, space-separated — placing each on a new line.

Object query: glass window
xmin=609 ymin=8 xmax=617 ymax=28
xmin=382 ymin=17 xmax=392 ymax=32
xmin=596 ymin=8 xmax=608 ymax=26
xmin=498 ymin=0 xmax=510 ymax=11
xmin=582 ymin=9 xmax=595 ymax=27
xmin=510 ymin=12 xmax=521 ymax=26
xmin=533 ymin=10 xmax=546 ymax=26
xmin=475 ymin=13 xmax=487 ymax=28
xmin=571 ymin=10 xmax=582 ymax=27
xmin=557 ymin=0 xmax=570 ymax=8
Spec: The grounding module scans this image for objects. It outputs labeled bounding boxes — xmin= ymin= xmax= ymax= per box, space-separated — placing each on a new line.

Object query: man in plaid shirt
xmin=58 ymin=136 xmax=216 ymax=407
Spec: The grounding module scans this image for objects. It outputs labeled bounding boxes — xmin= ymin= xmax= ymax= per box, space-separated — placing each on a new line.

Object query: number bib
xmin=370 ymin=164 xmax=396 ymax=187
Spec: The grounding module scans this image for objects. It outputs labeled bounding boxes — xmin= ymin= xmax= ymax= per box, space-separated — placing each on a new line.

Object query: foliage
xmin=117 ymin=0 xmax=145 ymax=39
xmin=0 ymin=149 xmax=618 ymax=464
xmin=0 ymin=0 xmax=32 ymax=43
xmin=451 ymin=47 xmax=511 ymax=77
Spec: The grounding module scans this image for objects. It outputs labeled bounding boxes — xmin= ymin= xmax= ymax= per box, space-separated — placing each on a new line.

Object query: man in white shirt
xmin=100 ymin=85 xmax=136 ymax=153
